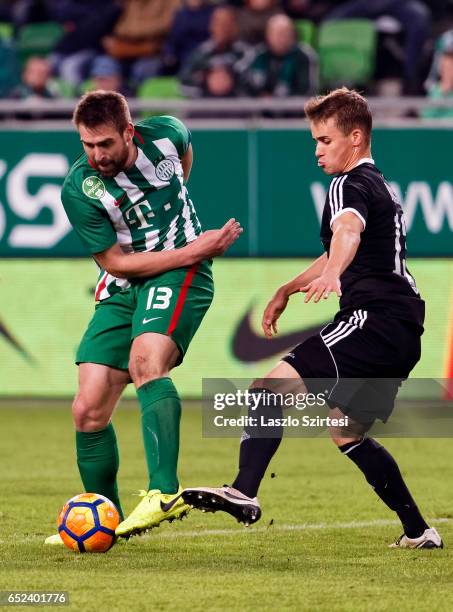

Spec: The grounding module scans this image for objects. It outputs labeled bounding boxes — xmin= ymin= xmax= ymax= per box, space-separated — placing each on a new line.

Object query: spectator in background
xmin=422 ymin=37 xmax=453 ymax=118
xmin=10 ymin=55 xmax=57 ymax=98
xmin=243 ymin=13 xmax=316 ymax=96
xmin=324 ymin=0 xmax=431 ymax=95
xmin=204 ymin=65 xmax=237 ymax=97
xmin=0 ymin=0 xmax=13 ymax=22
xmin=180 ymin=6 xmax=254 ymax=97
xmin=102 ymin=0 xmax=181 ymax=87
xmin=425 ymin=29 xmax=453 ymax=90
xmin=161 ymin=0 xmax=214 ymax=75
xmin=11 ymin=0 xmax=49 ymax=28
xmin=238 ymin=0 xmax=283 ymax=45
xmin=87 ymin=55 xmax=129 ymax=96
xmin=49 ymin=0 xmax=120 ymax=87
xmin=281 ymin=0 xmax=338 ymax=22
xmin=281 ymin=0 xmax=309 ymax=18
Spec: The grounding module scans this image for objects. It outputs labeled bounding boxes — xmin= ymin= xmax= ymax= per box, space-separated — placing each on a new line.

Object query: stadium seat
xmin=52 ymin=78 xmax=76 ymax=98
xmin=17 ymin=22 xmax=63 ymax=64
xmin=137 ymin=78 xmax=183 ymax=118
xmin=294 ymin=20 xmax=316 ymax=49
xmin=137 ymin=77 xmax=182 ymax=99
xmin=79 ymin=79 xmax=95 ymax=94
xmin=318 ymin=19 xmax=377 ymax=89
xmin=0 ymin=22 xmax=13 ymax=41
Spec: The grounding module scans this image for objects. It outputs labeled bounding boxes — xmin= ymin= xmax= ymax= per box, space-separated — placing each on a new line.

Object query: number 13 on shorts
xmin=146 ymin=287 xmax=173 ymax=310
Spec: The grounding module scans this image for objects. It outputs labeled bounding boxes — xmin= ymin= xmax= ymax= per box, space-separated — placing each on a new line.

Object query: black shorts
xmin=282 ymin=309 xmax=422 ymax=423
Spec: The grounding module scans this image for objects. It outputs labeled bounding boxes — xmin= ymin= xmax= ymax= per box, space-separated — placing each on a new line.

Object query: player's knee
xmin=129 ymin=353 xmax=167 ymax=387
xmin=72 ymin=395 xmax=109 ymax=432
xmin=329 ymin=432 xmax=362 ymax=448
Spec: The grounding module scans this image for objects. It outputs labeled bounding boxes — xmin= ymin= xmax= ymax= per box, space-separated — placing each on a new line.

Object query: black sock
xmin=232 ymin=388 xmax=283 ymax=498
xmin=339 ymin=438 xmax=429 ymax=538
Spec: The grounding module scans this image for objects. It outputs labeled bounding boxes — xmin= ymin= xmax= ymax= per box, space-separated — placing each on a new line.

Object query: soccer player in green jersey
xmin=45 ymin=91 xmax=242 ymax=543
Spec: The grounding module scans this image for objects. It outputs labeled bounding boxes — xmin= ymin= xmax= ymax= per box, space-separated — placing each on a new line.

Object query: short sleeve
xmin=61 ymin=180 xmax=117 ymax=254
xmin=329 ymin=177 xmax=369 ymax=230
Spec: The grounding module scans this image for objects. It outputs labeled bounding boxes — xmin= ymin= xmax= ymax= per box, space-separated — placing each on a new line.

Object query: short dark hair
xmin=73 ymin=90 xmax=131 ymax=133
xmin=304 ymin=87 xmax=372 ymax=144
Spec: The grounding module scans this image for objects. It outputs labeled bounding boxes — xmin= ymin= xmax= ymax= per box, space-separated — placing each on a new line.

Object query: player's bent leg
xmin=329 ymin=406 xmax=443 ymax=549
xmin=231 ymin=361 xmax=303 ymax=498
xmin=45 ymin=364 xmax=129 ymax=545
xmin=73 ymin=363 xmax=130 ymax=431
xmin=74 ymin=363 xmax=129 ymax=520
xmin=116 ymin=333 xmax=189 ymax=538
xmin=183 ymin=361 xmax=303 ymax=525
xmin=129 ymin=332 xmax=181 ymax=494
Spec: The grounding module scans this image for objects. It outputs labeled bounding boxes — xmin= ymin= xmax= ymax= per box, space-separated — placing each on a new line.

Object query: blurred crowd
xmin=0 ymin=0 xmax=452 ymax=115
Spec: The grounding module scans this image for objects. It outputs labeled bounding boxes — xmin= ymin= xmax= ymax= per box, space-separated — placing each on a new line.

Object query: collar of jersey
xmin=334 ymin=157 xmax=375 ymax=177
xmin=354 ymin=157 xmax=375 ymax=168
xmin=133 ymin=127 xmax=145 ymax=147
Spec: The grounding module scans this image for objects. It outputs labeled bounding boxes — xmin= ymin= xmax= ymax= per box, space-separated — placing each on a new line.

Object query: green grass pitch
xmin=1 ymin=401 xmax=452 ymax=611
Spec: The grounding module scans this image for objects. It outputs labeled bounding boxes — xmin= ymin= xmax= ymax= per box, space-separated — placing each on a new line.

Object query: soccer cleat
xmin=115 ymin=488 xmax=190 ymax=538
xmin=389 ymin=527 xmax=444 ymax=549
xmin=44 ymin=533 xmax=64 ymax=545
xmin=182 ymin=485 xmax=261 ymax=526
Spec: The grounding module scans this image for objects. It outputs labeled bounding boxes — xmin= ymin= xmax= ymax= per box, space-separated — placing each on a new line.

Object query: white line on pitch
xmin=146 ymin=517 xmax=450 ymax=540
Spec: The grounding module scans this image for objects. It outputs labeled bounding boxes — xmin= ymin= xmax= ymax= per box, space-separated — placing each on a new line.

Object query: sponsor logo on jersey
xmin=155 ymin=159 xmax=175 ymax=182
xmin=82 ymin=176 xmax=106 ymax=199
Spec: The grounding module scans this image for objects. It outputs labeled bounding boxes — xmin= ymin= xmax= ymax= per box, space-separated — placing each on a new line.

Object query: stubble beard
xmin=97 ymin=146 xmax=130 ymax=178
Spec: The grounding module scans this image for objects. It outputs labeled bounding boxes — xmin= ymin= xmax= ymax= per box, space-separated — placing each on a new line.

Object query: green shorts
xmin=76 ymin=260 xmax=214 ymax=371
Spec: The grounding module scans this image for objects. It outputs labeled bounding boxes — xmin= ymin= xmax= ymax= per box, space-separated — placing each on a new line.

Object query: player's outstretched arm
xmin=94 ymin=218 xmax=242 ymax=279
xmin=301 ymin=212 xmax=363 ymax=303
xmin=262 ymin=253 xmax=327 ymax=337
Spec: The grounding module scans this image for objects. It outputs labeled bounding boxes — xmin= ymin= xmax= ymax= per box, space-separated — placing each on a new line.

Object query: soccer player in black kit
xmin=183 ymin=88 xmax=443 ymax=549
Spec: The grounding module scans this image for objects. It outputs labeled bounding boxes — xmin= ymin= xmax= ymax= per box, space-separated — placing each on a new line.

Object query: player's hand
xmin=300 ymin=272 xmax=341 ymax=303
xmin=262 ymin=289 xmax=289 ymax=338
xmin=190 ymin=219 xmax=243 ymax=260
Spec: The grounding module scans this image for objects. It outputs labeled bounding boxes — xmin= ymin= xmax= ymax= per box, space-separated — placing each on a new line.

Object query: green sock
xmin=137 ymin=377 xmax=181 ymax=494
xmin=76 ymin=423 xmax=124 ymax=520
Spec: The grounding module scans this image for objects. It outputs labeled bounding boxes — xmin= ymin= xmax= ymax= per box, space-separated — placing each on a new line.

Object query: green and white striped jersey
xmin=61 ymin=115 xmax=202 ymax=301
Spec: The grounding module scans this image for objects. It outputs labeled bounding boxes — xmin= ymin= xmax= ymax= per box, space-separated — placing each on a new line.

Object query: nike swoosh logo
xmin=114 ymin=193 xmax=127 ymax=207
xmin=160 ymin=494 xmax=182 ymax=513
xmin=142 ymin=316 xmax=162 ymax=324
xmin=231 ymin=302 xmax=328 ymax=362
xmin=223 ymin=491 xmax=255 ymax=504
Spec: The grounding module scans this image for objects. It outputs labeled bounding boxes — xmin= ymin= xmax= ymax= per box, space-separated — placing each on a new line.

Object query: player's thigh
xmin=252 ymin=360 xmax=308 ymax=395
xmin=73 ymin=363 xmax=130 ymax=431
xmin=129 ymin=332 xmax=180 ymax=387
xmin=131 ymin=261 xmax=214 ymax=371
xmin=76 ymin=291 xmax=135 ymax=372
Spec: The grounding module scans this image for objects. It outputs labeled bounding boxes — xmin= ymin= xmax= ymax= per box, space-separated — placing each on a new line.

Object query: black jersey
xmin=320 ymin=160 xmax=425 ymax=328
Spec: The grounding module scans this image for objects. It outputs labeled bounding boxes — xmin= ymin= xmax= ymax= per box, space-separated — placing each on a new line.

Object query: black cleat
xmin=182 ymin=486 xmax=261 ymax=525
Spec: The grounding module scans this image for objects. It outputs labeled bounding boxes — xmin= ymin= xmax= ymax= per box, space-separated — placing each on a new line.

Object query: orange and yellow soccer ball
xmin=57 ymin=493 xmax=120 ymax=553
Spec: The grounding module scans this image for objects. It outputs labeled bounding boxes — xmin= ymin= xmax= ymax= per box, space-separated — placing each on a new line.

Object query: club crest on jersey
xmin=82 ymin=176 xmax=106 ymax=199
xmin=155 ymin=159 xmax=174 ymax=181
